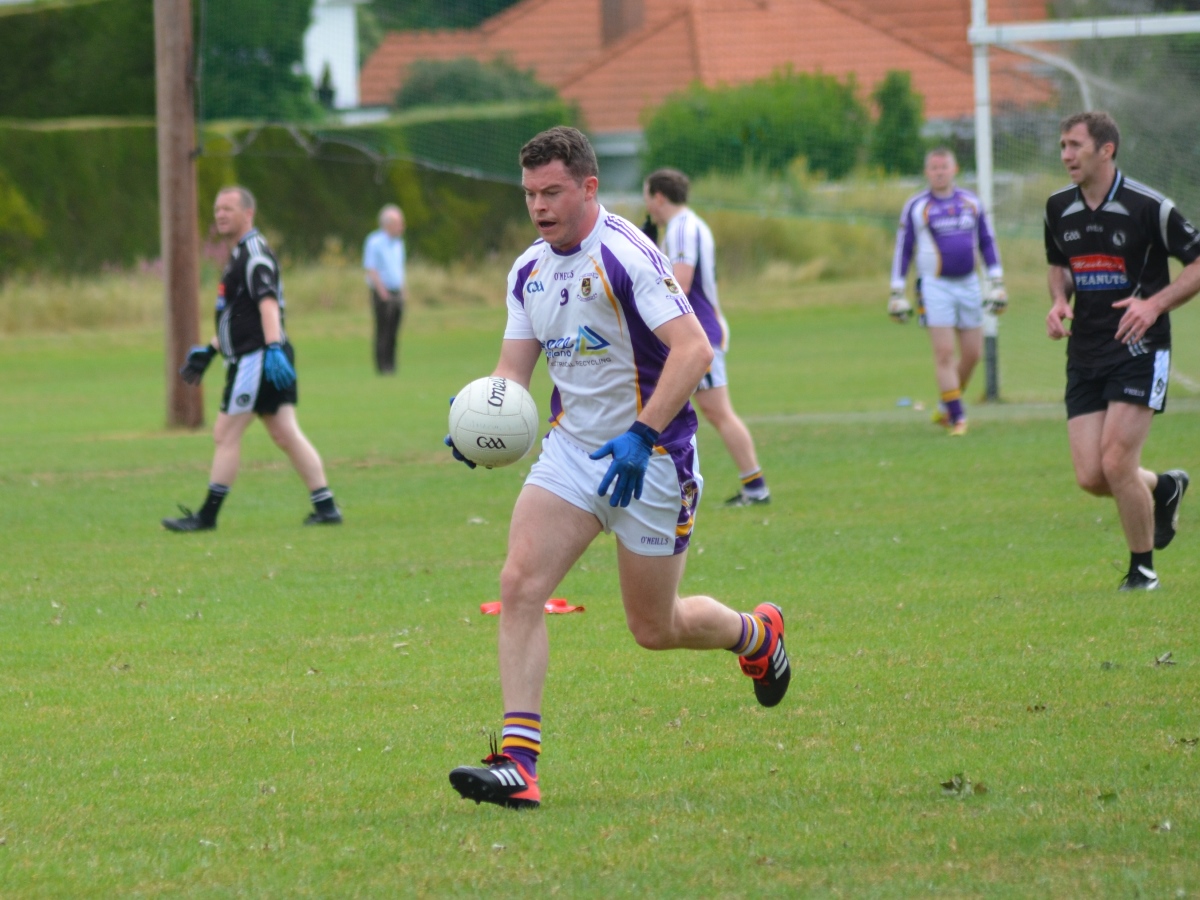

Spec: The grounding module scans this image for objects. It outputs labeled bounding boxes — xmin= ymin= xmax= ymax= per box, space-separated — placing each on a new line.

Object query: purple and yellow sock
xmin=501 ymin=712 xmax=541 ymax=776
xmin=941 ymin=389 xmax=965 ymax=425
xmin=729 ymin=612 xmax=772 ymax=659
xmin=740 ymin=469 xmax=767 ymax=492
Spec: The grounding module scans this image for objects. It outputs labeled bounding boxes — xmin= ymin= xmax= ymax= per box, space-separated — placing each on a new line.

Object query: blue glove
xmin=179 ymin=344 xmax=216 ymax=385
xmin=444 ymin=434 xmax=477 ymax=469
xmin=263 ymin=342 xmax=296 ymax=390
xmin=589 ymin=421 xmax=660 ymax=508
xmin=444 ymin=397 xmax=476 ymax=469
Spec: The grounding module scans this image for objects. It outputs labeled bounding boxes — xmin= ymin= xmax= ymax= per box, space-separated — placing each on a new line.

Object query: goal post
xmin=968 ymin=0 xmax=1200 ymax=402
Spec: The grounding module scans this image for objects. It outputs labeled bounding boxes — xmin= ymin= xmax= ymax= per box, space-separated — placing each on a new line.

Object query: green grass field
xmin=2 ymin=277 xmax=1199 ymax=897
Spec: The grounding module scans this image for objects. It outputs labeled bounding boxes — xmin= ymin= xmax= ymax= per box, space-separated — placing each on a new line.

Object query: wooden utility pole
xmin=154 ymin=0 xmax=203 ymax=428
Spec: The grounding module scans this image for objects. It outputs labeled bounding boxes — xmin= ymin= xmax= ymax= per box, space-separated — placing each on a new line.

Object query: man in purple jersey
xmin=889 ymin=149 xmax=1006 ymax=435
xmin=445 ymin=127 xmax=792 ymax=811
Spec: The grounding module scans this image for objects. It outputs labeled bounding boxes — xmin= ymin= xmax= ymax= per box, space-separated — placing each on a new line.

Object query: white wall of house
xmin=303 ymin=0 xmax=365 ymax=109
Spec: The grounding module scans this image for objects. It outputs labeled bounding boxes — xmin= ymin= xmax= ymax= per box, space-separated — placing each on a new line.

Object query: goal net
xmin=981 ymin=3 xmax=1200 ymax=236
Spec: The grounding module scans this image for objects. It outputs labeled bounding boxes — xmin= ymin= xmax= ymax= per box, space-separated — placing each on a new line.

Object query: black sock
xmin=310 ymin=487 xmax=336 ymax=514
xmin=200 ymin=483 xmax=229 ymax=525
xmin=1152 ymin=472 xmax=1176 ymax=507
xmin=1131 ymin=550 xmax=1154 ymax=573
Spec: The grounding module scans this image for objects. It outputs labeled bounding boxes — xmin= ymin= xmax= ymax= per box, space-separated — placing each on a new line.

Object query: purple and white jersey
xmin=890 ymin=187 xmax=1003 ymax=291
xmin=504 ymin=205 xmax=699 ymax=452
xmin=664 ymin=207 xmax=728 ymax=350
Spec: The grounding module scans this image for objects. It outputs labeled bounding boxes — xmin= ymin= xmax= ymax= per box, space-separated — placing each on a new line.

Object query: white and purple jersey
xmin=504 ymin=205 xmax=699 ymax=452
xmin=664 ymin=207 xmax=728 ymax=351
xmin=891 ymin=187 xmax=1003 ymax=290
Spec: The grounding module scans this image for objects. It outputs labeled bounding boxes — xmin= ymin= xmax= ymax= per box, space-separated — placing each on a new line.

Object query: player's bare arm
xmin=671 ymin=262 xmax=696 ymax=295
xmin=259 ymin=297 xmax=284 ymax=344
xmin=639 ymin=313 xmax=713 ymax=432
xmin=1046 ymin=265 xmax=1075 ymax=340
xmin=1114 ymin=256 xmax=1200 ymax=344
xmin=492 ymin=338 xmax=542 ymax=390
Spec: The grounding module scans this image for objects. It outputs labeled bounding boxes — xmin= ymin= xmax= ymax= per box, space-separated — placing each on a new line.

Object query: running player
xmin=162 ymin=186 xmax=341 ymax=531
xmin=889 ymin=148 xmax=1006 ymax=435
xmin=445 ymin=127 xmax=791 ymax=810
xmin=643 ymin=168 xmax=770 ymax=506
xmin=1045 ymin=111 xmax=1200 ymax=591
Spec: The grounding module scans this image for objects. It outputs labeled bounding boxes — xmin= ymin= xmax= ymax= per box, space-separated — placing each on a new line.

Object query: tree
xmin=0 ymin=0 xmax=156 ymax=118
xmin=869 ymin=71 xmax=925 ymax=175
xmin=642 ymin=69 xmax=867 ymax=180
xmin=199 ymin=0 xmax=320 ymax=122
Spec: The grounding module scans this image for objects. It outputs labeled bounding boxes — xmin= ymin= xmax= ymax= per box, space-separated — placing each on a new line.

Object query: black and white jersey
xmin=216 ymin=228 xmax=287 ymax=359
xmin=1045 ymin=170 xmax=1200 ymax=366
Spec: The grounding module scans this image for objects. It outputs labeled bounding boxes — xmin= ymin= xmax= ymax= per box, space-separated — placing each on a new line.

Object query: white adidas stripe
xmin=493 ymin=768 xmax=525 ymax=788
xmin=771 ymin=641 xmax=788 ymax=679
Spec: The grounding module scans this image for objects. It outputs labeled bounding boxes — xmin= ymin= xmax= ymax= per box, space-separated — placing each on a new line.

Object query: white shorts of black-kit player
xmin=220 ymin=345 xmax=298 ymax=416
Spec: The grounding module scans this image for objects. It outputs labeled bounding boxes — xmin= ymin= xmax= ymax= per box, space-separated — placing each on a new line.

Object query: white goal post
xmin=968 ymin=0 xmax=1200 ymax=401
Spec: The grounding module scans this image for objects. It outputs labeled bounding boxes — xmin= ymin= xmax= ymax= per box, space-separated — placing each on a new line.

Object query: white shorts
xmin=525 ymin=428 xmax=703 ymax=557
xmin=918 ymin=273 xmax=983 ymax=330
xmin=695 ymin=346 xmax=729 ymax=391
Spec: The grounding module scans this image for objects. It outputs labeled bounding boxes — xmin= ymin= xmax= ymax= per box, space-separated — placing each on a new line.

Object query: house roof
xmin=359 ymin=0 xmax=1052 ymax=131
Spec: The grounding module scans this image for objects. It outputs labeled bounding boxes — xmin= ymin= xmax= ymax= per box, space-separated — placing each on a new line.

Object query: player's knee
xmin=626 ymin=614 xmax=676 ymax=651
xmin=1076 ymin=469 xmax=1109 ymax=496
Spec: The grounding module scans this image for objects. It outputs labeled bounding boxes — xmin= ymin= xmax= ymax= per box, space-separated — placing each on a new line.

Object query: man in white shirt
xmin=446 ymin=127 xmax=792 ymax=811
xmin=644 ymin=168 xmax=770 ymax=506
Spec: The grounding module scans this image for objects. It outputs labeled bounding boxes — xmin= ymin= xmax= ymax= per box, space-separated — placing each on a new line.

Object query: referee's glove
xmin=590 ymin=421 xmax=659 ymax=508
xmin=887 ymin=289 xmax=912 ymax=324
xmin=641 ymin=214 xmax=659 ymax=246
xmin=263 ymin=342 xmax=296 ymax=390
xmin=983 ymin=278 xmax=1008 ymax=315
xmin=179 ymin=344 xmax=217 ymax=385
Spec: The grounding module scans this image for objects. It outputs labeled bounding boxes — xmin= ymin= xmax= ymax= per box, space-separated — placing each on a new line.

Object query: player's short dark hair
xmin=519 ymin=126 xmax=599 ymax=182
xmin=644 ymin=168 xmax=690 ymax=204
xmin=1060 ymin=111 xmax=1120 ymax=159
xmin=925 ymin=147 xmax=956 ymax=165
xmin=218 ymin=185 xmax=256 ymax=211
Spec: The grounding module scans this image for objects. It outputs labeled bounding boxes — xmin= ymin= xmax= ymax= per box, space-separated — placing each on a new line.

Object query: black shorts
xmin=1065 ymin=348 xmax=1170 ymax=419
xmin=220 ymin=343 xmax=298 ymax=415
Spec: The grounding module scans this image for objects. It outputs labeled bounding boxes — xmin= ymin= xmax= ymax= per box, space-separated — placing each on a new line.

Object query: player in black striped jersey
xmin=162 ymin=186 xmax=340 ymax=532
xmin=1045 ymin=112 xmax=1200 ymax=590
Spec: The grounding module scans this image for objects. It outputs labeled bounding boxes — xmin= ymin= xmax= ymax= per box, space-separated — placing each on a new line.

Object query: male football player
xmin=445 ymin=127 xmax=791 ymax=810
xmin=890 ymin=148 xmax=1006 ymax=435
xmin=162 ymin=186 xmax=341 ymax=531
xmin=643 ymin=167 xmax=770 ymax=506
xmin=1045 ymin=111 xmax=1200 ymax=590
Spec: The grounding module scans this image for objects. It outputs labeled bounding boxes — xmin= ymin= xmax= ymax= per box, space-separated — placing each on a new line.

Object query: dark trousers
xmin=371 ymin=288 xmax=404 ymax=373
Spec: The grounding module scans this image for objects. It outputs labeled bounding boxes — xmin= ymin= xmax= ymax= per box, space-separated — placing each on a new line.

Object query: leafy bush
xmin=382 ymin=100 xmax=581 ymax=182
xmin=869 ymin=71 xmax=925 ymax=175
xmin=642 ymin=68 xmax=868 ymax=180
xmin=0 ymin=123 xmax=160 ymax=273
xmin=395 ymin=57 xmax=558 ymax=109
xmin=0 ymin=0 xmax=155 ymax=118
xmin=703 ymin=208 xmax=892 ymax=282
xmin=0 ymin=166 xmax=44 ymax=272
xmin=0 ymin=111 xmax=548 ymax=274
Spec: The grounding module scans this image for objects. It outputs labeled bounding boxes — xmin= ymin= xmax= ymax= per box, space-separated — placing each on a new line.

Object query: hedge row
xmin=0 ymin=103 xmax=572 ymax=275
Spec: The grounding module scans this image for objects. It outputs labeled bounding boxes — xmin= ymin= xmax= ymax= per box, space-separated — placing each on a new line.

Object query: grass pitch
xmin=1 ymin=280 xmax=1199 ymax=897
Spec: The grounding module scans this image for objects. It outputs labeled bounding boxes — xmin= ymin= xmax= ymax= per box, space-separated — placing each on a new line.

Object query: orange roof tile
xmin=360 ymin=0 xmax=1053 ymax=129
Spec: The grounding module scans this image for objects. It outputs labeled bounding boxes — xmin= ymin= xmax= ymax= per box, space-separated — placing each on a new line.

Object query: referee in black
xmin=1045 ymin=112 xmax=1200 ymax=590
xmin=163 ymin=186 xmax=341 ymax=531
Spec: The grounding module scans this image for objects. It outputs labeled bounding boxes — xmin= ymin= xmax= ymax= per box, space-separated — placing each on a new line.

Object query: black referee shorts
xmin=1065 ymin=348 xmax=1170 ymax=419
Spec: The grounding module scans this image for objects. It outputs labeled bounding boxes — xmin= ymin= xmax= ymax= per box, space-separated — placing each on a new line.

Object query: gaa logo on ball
xmin=448 ymin=377 xmax=540 ymax=468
